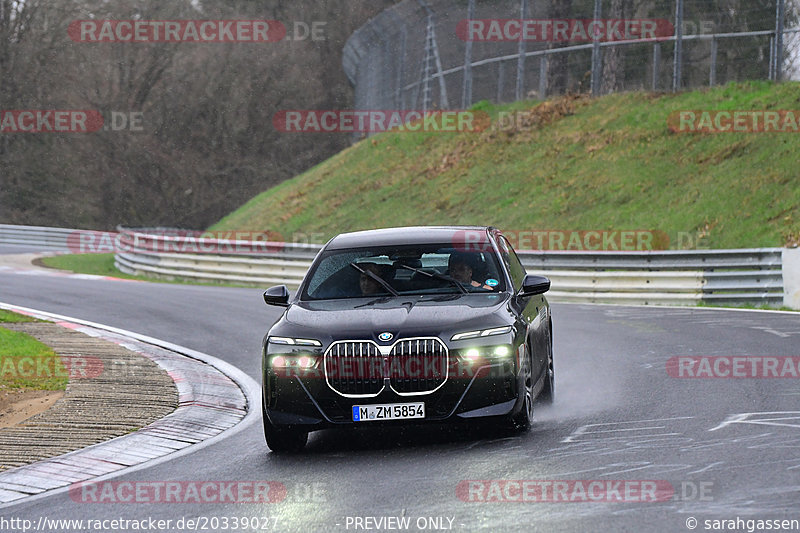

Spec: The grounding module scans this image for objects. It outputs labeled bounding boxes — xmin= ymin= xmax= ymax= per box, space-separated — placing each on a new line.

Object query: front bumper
xmin=263 ymin=359 xmax=522 ymax=429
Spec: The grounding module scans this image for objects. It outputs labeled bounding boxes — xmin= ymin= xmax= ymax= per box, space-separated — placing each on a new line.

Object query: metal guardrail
xmin=110 ymin=227 xmax=785 ymax=307
xmin=0 ymin=224 xmax=787 ymax=307
xmin=113 ymin=227 xmax=318 ymax=287
xmin=518 ymin=248 xmax=784 ymax=305
xmin=518 ymin=249 xmax=783 ymax=270
xmin=0 ymin=224 xmax=74 ymax=250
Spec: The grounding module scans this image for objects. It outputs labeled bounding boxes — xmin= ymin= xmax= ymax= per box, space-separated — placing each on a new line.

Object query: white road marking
xmin=562 ymin=417 xmax=694 ymax=443
xmin=710 ymin=412 xmax=800 ymax=432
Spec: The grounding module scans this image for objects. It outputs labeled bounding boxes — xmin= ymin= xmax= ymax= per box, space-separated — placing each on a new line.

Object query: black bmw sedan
xmin=261 ymin=226 xmax=554 ymax=452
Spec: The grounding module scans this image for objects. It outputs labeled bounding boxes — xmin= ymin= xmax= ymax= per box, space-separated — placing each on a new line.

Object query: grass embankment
xmin=39 ymin=253 xmax=138 ymax=279
xmin=38 ymin=253 xmax=249 ymax=287
xmin=0 ymin=311 xmax=67 ymax=391
xmin=212 ymin=81 xmax=800 ymax=249
xmin=0 ymin=310 xmax=37 ymax=324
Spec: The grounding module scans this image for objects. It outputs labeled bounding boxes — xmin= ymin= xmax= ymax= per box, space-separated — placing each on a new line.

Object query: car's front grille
xmin=390 ymin=338 xmax=448 ymax=394
xmin=323 ymin=338 xmax=448 ymax=397
xmin=324 ymin=341 xmax=383 ymax=396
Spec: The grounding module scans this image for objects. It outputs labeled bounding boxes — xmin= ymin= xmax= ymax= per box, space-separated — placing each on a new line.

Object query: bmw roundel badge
xmin=378 ymin=332 xmax=393 ymax=342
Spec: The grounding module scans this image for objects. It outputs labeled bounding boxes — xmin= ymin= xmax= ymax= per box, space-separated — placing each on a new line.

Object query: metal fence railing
xmin=1 ymin=224 xmax=792 ymax=307
xmin=111 ymin=228 xmax=787 ymax=307
xmin=0 ymin=224 xmax=73 ymax=250
xmin=113 ymin=227 xmax=320 ymax=286
xmin=343 ymin=0 xmax=798 ymax=119
xmin=519 ymin=249 xmax=784 ymax=305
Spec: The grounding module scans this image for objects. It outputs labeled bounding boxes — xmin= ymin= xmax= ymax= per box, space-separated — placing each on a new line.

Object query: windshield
xmin=301 ymin=243 xmax=506 ymax=300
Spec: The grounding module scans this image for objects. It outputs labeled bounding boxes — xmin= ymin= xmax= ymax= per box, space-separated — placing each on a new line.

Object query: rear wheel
xmin=262 ymin=396 xmax=308 ymax=453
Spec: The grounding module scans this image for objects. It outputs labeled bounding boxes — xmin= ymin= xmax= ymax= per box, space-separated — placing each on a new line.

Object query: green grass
xmin=39 ymin=253 xmax=252 ymax=287
xmin=40 ymin=254 xmax=138 ymax=279
xmin=0 ymin=327 xmax=68 ymax=391
xmin=211 ymin=81 xmax=800 ymax=250
xmin=0 ymin=310 xmax=38 ymax=323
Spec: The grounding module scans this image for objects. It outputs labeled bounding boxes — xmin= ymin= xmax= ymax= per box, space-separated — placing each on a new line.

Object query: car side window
xmin=497 ymin=236 xmax=526 ymax=290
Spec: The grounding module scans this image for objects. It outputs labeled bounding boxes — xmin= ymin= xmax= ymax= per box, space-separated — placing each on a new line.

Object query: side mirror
xmin=263 ymin=285 xmax=290 ymax=307
xmin=519 ymin=274 xmax=550 ymax=297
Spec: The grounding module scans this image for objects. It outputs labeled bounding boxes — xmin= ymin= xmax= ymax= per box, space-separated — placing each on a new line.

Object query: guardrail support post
xmin=783 ymin=248 xmax=800 ymax=309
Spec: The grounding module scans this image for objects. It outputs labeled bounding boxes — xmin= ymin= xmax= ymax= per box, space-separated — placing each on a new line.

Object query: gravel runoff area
xmin=0 ymin=322 xmax=178 ymax=471
xmin=0 ymin=307 xmax=250 ymax=505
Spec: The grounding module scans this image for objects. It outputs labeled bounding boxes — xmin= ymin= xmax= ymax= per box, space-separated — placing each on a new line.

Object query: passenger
xmin=448 ymin=254 xmax=494 ymax=290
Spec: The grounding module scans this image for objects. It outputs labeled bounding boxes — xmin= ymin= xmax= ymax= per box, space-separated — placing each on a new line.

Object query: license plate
xmin=352 ymin=402 xmax=425 ymax=422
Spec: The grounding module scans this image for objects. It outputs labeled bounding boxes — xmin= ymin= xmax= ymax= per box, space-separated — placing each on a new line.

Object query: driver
xmin=448 ymin=253 xmax=494 ymax=290
xmin=358 ymin=263 xmax=384 ymax=295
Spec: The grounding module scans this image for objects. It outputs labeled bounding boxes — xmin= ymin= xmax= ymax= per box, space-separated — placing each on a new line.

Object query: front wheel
xmin=507 ymin=347 xmax=534 ymax=432
xmin=538 ymin=324 xmax=555 ymax=405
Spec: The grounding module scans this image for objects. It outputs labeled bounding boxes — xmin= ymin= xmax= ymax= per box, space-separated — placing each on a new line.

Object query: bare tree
xmin=1 ymin=0 xmax=396 ymax=229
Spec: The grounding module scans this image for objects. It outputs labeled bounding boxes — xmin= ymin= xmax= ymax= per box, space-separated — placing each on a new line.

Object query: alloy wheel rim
xmin=524 ymin=352 xmax=534 ymax=421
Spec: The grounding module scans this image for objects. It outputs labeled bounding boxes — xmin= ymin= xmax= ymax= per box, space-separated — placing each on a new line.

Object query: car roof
xmin=325 ymin=226 xmax=494 ymax=250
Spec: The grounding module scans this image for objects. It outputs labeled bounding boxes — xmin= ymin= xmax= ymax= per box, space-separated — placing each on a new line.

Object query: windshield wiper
xmin=397 ymin=264 xmax=468 ymax=294
xmin=354 ymin=296 xmax=394 ymax=309
xmin=349 ymin=263 xmax=400 ymax=297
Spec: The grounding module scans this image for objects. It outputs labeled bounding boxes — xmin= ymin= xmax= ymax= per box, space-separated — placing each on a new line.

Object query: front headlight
xmin=451 ymin=326 xmax=512 ymax=341
xmin=271 ymin=354 xmax=318 ymax=368
xmin=269 ymin=336 xmax=322 ymax=346
xmin=459 ymin=344 xmax=513 ymax=362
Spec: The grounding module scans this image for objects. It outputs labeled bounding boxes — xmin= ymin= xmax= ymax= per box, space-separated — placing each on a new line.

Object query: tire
xmin=507 ymin=345 xmax=534 ymax=432
xmin=262 ymin=396 xmax=308 ymax=453
xmin=538 ymin=323 xmax=555 ymax=405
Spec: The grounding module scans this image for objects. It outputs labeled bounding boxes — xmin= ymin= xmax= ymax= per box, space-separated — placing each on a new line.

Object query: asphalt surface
xmin=2 ymin=253 xmax=800 ymax=532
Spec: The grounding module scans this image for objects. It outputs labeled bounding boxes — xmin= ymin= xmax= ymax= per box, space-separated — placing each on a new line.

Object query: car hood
xmin=278 ymin=293 xmax=512 ymax=342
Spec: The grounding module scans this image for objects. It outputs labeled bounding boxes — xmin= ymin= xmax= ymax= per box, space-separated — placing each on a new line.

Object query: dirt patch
xmin=0 ymin=389 xmax=64 ymax=429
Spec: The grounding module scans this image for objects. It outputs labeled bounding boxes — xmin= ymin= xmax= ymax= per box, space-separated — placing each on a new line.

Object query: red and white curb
xmin=0 ymin=302 xmax=260 ymax=507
